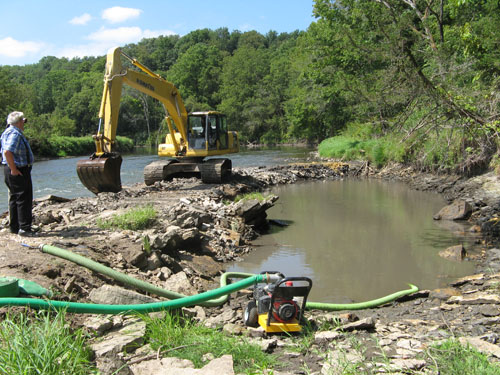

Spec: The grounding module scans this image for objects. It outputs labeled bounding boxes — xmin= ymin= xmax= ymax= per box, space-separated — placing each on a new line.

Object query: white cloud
xmin=102 ymin=7 xmax=142 ymax=24
xmin=0 ymin=37 xmax=44 ymax=58
xmin=69 ymin=13 xmax=92 ymax=26
xmin=87 ymin=26 xmax=175 ymax=44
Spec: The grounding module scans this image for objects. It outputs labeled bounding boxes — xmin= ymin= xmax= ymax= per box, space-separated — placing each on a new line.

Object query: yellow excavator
xmin=77 ymin=47 xmax=239 ymax=194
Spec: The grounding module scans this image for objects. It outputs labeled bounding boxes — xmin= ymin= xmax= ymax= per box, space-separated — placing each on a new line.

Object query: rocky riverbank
xmin=1 ymin=161 xmax=499 ymax=374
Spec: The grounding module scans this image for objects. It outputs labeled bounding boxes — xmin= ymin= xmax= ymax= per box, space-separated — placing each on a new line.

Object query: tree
xmin=168 ymin=43 xmax=225 ymax=109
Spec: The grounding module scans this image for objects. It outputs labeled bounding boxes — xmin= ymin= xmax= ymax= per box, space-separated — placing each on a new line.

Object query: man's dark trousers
xmin=4 ymin=165 xmax=32 ymax=233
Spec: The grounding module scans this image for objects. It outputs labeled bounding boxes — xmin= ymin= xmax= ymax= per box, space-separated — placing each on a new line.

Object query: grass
xmin=427 ymin=339 xmax=500 ymax=375
xmin=0 ymin=310 xmax=96 ymax=375
xmin=234 ymin=192 xmax=272 ymax=203
xmin=318 ymin=135 xmax=405 ymax=168
xmin=143 ymin=312 xmax=277 ymax=373
xmin=96 ymin=204 xmax=157 ymax=230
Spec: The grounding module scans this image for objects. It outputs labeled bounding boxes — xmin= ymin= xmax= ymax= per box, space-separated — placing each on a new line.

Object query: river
xmin=0 ymin=147 xmax=313 ymax=213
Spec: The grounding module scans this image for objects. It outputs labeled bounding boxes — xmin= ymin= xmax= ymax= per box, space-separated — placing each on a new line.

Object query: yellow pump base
xmin=258 ymin=314 xmax=302 ymax=333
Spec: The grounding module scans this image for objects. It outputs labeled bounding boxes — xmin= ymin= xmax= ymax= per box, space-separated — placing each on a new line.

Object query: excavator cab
xmin=187 ymin=112 xmax=230 ymax=151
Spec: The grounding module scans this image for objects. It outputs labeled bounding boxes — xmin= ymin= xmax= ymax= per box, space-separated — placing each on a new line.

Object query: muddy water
xmin=228 ymin=179 xmax=477 ymax=303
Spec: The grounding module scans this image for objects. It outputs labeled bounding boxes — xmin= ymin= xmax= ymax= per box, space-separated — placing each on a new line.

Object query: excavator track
xmin=200 ymin=158 xmax=232 ymax=183
xmin=143 ymin=158 xmax=232 ymax=185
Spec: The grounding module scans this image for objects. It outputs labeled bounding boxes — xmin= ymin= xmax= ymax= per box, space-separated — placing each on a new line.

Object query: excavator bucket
xmin=76 ymin=154 xmax=123 ymax=194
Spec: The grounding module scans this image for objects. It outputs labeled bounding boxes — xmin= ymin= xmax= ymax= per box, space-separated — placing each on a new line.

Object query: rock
xmin=433 ymin=200 xmax=472 ymax=220
xmin=338 ymin=317 xmax=375 ymax=332
xmin=451 ymin=274 xmax=485 ymax=287
xmin=83 ymin=315 xmax=114 ymax=335
xmin=157 ymin=266 xmax=173 ymax=280
xmin=232 ymin=196 xmax=278 ymax=227
xmin=314 ymin=330 xmax=343 ymax=345
xmin=89 ymin=285 xmax=158 ymax=305
xmin=121 ymin=246 xmax=148 ymax=269
xmin=36 ymin=210 xmax=60 ymax=225
xmin=146 ymin=251 xmax=163 ymax=271
xmin=388 ymin=358 xmax=426 ymax=371
xmin=246 ymin=326 xmax=266 ymax=338
xmin=182 ymin=305 xmax=206 ymax=321
xmin=316 ymin=312 xmax=358 ymax=326
xmin=257 ymin=338 xmax=278 ymax=352
xmin=129 ymin=355 xmax=234 ymax=375
xmin=396 ymin=339 xmax=423 ymax=351
xmin=321 ymin=350 xmax=364 ymax=374
xmin=155 ymin=226 xmax=202 ymax=253
xmin=439 ymin=244 xmax=466 ymax=261
xmin=178 ymin=254 xmax=221 ymax=278
xmin=429 ymin=288 xmax=462 ymax=300
xmin=223 ymin=323 xmax=245 ymax=335
xmin=34 ymin=194 xmax=72 ymax=204
xmin=447 ymin=293 xmax=500 ymax=305
xmin=459 ymin=337 xmax=500 ymax=358
xmin=163 ymin=271 xmax=197 ymax=296
xmin=479 ymin=305 xmax=500 ymax=317
xmin=91 ymin=319 xmax=146 ymax=357
xmin=130 ymin=357 xmax=194 ymax=374
xmin=96 ymin=353 xmax=131 ymax=375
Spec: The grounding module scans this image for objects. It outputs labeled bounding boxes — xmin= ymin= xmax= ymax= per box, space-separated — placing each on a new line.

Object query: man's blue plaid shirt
xmin=1 ymin=125 xmax=34 ymax=167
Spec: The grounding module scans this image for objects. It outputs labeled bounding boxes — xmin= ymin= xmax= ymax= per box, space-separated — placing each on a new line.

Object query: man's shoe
xmin=18 ymin=229 xmax=36 ymax=237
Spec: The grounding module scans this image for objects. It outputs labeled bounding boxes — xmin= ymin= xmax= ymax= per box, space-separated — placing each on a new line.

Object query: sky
xmin=0 ymin=0 xmax=316 ymax=66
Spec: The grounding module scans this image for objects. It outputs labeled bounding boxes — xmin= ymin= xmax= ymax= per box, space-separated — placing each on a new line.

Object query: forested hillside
xmin=0 ymin=0 xmax=498 ymax=174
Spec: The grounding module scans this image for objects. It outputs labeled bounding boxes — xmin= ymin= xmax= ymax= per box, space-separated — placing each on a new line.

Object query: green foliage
xmin=0 ymin=310 xmax=96 ymax=375
xmin=143 ymin=312 xmax=276 ymax=373
xmin=427 ymin=339 xmax=500 ymax=374
xmin=97 ymin=205 xmax=157 ymax=231
xmin=2 ymin=3 xmax=499 ymax=170
xmin=318 ymin=133 xmax=406 ymax=168
xmin=234 ymin=192 xmax=272 ymax=203
xmin=27 ymin=135 xmax=134 ymax=158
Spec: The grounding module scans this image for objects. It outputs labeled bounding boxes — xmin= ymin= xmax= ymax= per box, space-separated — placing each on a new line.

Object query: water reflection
xmin=228 ymin=179 xmax=477 ymax=303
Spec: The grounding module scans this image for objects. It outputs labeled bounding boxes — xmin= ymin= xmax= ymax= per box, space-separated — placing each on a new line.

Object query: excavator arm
xmin=95 ymin=47 xmax=189 ymax=155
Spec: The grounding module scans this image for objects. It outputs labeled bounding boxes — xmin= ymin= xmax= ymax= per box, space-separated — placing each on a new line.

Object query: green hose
xmin=0 ymin=244 xmax=419 ymax=314
xmin=41 ymin=244 xmax=418 ymax=312
xmin=39 ymin=244 xmax=251 ymax=307
xmin=0 ymin=273 xmax=269 ymax=314
xmin=305 ymin=284 xmax=419 ymax=311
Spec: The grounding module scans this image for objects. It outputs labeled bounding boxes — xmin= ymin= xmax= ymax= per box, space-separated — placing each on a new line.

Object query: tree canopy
xmin=0 ymin=2 xmax=498 ymax=173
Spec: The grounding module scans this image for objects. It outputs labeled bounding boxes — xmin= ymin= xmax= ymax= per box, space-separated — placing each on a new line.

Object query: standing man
xmin=1 ymin=111 xmax=35 ymax=236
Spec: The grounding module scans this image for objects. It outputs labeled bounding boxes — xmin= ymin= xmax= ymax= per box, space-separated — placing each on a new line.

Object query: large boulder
xmin=439 ymin=244 xmax=467 ymax=261
xmin=433 ymin=200 xmax=472 ymax=221
xmin=89 ymin=285 xmax=158 ymax=305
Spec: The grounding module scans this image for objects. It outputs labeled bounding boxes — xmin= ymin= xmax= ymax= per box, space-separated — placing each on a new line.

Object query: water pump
xmin=243 ymin=272 xmax=312 ymax=333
